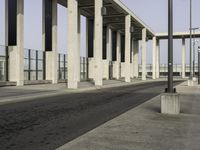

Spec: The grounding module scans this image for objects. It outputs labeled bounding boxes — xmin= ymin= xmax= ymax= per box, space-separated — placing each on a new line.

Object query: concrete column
xmin=113 ymin=31 xmax=121 ymax=80
xmin=102 ymin=26 xmax=112 ymax=80
xmin=6 ymin=0 xmax=24 ymax=86
xmin=77 ymin=9 xmax=81 ymax=82
xmin=142 ymin=28 xmax=147 ymax=81
xmin=152 ymin=37 xmax=156 ymax=79
xmin=47 ymin=0 xmax=58 ymax=84
xmin=133 ymin=40 xmax=139 ymax=78
xmin=131 ymin=37 xmax=134 ymax=78
xmin=94 ymin=0 xmax=103 ymax=86
xmin=42 ymin=0 xmax=58 ymax=84
xmin=125 ymin=15 xmax=131 ymax=82
xmin=67 ymin=0 xmax=79 ymax=88
xmin=156 ymin=39 xmax=160 ymax=79
xmin=182 ymin=38 xmax=186 ymax=78
xmin=107 ymin=26 xmax=112 ymax=62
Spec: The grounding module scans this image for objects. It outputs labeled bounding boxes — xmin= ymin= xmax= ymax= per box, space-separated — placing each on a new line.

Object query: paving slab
xmin=57 ymin=82 xmax=200 ymax=150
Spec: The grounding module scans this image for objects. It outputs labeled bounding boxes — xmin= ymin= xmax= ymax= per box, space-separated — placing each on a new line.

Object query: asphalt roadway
xmin=0 ymin=80 xmax=182 ymax=150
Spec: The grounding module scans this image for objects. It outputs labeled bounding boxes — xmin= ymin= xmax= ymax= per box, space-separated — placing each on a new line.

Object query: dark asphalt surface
xmin=0 ymin=81 xmax=182 ymax=150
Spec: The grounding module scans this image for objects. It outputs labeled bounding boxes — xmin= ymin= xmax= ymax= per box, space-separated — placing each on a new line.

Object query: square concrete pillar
xmin=5 ymin=0 xmax=24 ymax=86
xmin=152 ymin=37 xmax=156 ymax=79
xmin=86 ymin=18 xmax=93 ymax=80
xmin=133 ymin=40 xmax=139 ymax=78
xmin=130 ymin=38 xmax=134 ymax=78
xmin=156 ymin=39 xmax=160 ymax=79
xmin=113 ymin=31 xmax=121 ymax=80
xmin=94 ymin=0 xmax=103 ymax=86
xmin=142 ymin=28 xmax=147 ymax=81
xmin=161 ymin=93 xmax=180 ymax=115
xmin=42 ymin=0 xmax=58 ymax=84
xmin=102 ymin=60 xmax=109 ymax=80
xmin=107 ymin=26 xmax=112 ymax=62
xmin=182 ymin=38 xmax=186 ymax=78
xmin=125 ymin=15 xmax=131 ymax=83
xmin=102 ymin=26 xmax=112 ymax=80
xmin=77 ymin=9 xmax=81 ymax=82
xmin=67 ymin=0 xmax=79 ymax=88
xmin=115 ymin=31 xmax=121 ymax=80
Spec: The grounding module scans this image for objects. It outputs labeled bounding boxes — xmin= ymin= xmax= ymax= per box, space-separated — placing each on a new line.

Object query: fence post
xmin=43 ymin=52 xmax=46 ymax=80
xmin=5 ymin=46 xmax=9 ymax=81
xmin=28 ymin=49 xmax=31 ymax=80
xmin=64 ymin=54 xmax=66 ymax=80
xmin=58 ymin=54 xmax=61 ymax=80
xmin=36 ymin=50 xmax=38 ymax=80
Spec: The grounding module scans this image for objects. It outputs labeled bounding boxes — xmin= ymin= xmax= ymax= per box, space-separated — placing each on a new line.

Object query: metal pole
xmin=193 ymin=30 xmax=195 ymax=77
xmin=64 ymin=54 xmax=66 ymax=80
xmin=36 ymin=51 xmax=38 ymax=80
xmin=189 ymin=0 xmax=193 ymax=79
xmin=28 ymin=49 xmax=31 ymax=81
xmin=5 ymin=46 xmax=9 ymax=81
xmin=198 ymin=46 xmax=200 ymax=84
xmin=167 ymin=0 xmax=174 ymax=93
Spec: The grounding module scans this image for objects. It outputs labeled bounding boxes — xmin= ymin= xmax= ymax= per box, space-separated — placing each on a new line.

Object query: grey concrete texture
xmin=161 ymin=93 xmax=180 ymax=115
xmin=0 ymin=80 xmax=178 ymax=150
xmin=0 ymin=78 xmax=177 ymax=105
xmin=57 ymin=82 xmax=200 ymax=150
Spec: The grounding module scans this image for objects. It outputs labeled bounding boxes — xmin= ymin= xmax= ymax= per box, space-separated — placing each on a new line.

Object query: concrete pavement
xmin=0 ymin=78 xmax=179 ymax=105
xmin=57 ymin=82 xmax=200 ymax=150
xmin=0 ymin=80 xmax=183 ymax=150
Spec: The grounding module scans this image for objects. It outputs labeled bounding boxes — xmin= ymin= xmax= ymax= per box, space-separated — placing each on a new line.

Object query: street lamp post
xmin=189 ymin=0 xmax=192 ymax=80
xmin=167 ymin=0 xmax=174 ymax=93
xmin=160 ymin=0 xmax=180 ymax=115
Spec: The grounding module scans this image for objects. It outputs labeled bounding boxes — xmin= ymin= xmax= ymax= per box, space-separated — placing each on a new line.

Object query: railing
xmin=0 ymin=45 xmax=8 ymax=81
xmin=139 ymin=64 xmax=199 ymax=77
xmin=58 ymin=54 xmax=89 ymax=81
xmin=24 ymin=49 xmax=45 ymax=81
xmin=80 ymin=57 xmax=88 ymax=81
xmin=58 ymin=54 xmax=67 ymax=80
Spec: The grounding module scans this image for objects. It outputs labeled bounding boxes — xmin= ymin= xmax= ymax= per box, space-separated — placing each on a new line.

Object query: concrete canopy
xmin=58 ymin=0 xmax=155 ymax=40
xmin=157 ymin=32 xmax=200 ymax=40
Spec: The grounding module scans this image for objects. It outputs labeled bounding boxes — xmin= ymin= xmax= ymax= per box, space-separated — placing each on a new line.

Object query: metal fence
xmin=0 ymin=45 xmax=8 ymax=81
xmin=58 ymin=54 xmax=67 ymax=80
xmin=58 ymin=54 xmax=89 ymax=81
xmin=80 ymin=57 xmax=88 ymax=80
xmin=139 ymin=64 xmax=199 ymax=76
xmin=24 ymin=49 xmax=45 ymax=81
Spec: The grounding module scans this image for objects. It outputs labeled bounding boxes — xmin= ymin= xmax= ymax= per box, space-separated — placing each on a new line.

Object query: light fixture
xmin=101 ymin=7 xmax=107 ymax=16
xmin=130 ymin=26 xmax=134 ymax=33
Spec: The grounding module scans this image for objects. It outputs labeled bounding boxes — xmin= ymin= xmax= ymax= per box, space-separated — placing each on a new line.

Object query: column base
xmin=161 ymin=93 xmax=180 ymax=115
xmin=95 ymin=80 xmax=103 ymax=86
xmin=142 ymin=77 xmax=147 ymax=81
xmin=188 ymin=79 xmax=194 ymax=86
xmin=193 ymin=77 xmax=197 ymax=82
xmin=68 ymin=81 xmax=78 ymax=89
xmin=125 ymin=78 xmax=131 ymax=83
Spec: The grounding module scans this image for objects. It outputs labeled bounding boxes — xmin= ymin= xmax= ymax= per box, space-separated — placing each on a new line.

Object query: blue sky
xmin=0 ymin=0 xmax=200 ymax=64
